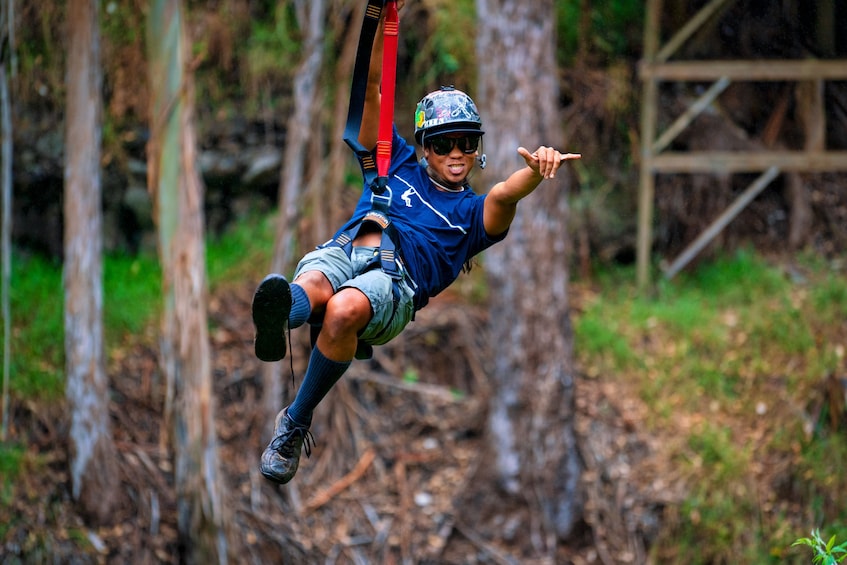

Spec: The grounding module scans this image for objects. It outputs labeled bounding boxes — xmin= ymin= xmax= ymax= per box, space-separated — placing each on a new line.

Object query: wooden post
xmin=637 ymin=0 xmax=661 ymax=290
xmin=796 ymin=79 xmax=826 ymax=151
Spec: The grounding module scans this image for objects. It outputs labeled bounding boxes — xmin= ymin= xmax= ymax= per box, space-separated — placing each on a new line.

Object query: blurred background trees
xmin=63 ymin=0 xmax=120 ymax=526
xmin=146 ymin=0 xmax=227 ymax=560
xmin=1 ymin=0 xmax=846 ymax=562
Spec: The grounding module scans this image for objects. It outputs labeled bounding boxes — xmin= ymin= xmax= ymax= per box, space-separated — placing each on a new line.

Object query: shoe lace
xmin=270 ymin=423 xmax=315 ymax=459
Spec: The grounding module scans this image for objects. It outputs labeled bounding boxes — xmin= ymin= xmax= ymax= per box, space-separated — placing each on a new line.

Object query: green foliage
xmin=809 ymin=272 xmax=847 ymax=325
xmin=244 ymin=3 xmax=302 ymax=94
xmin=409 ymin=0 xmax=477 ymax=88
xmin=798 ymin=433 xmax=847 ymax=505
xmin=793 ymin=529 xmax=847 ymax=564
xmin=675 ymin=489 xmax=759 ymax=564
xmin=685 ymin=423 xmax=749 ymax=482
xmin=206 ymin=213 xmax=275 ymax=287
xmin=0 ymin=444 xmax=25 ymax=526
xmin=0 ymin=250 xmax=163 ymax=401
xmin=574 ymin=250 xmax=847 ymax=562
xmin=573 ymin=314 xmax=634 ymax=369
xmin=557 ymin=0 xmax=644 ymax=64
xmin=15 ymin=2 xmax=66 ymax=105
xmin=402 ymin=368 xmax=419 ymax=384
xmin=683 ymin=247 xmax=789 ymax=305
xmin=100 ymin=1 xmax=144 ymax=44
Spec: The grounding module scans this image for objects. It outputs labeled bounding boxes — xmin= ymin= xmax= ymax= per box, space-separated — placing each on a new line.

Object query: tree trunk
xmin=263 ymin=0 xmax=328 ymax=425
xmin=63 ymin=0 xmax=119 ymax=525
xmin=0 ymin=0 xmax=13 ymax=443
xmin=147 ymin=1 xmax=228 ymax=562
xmin=787 ymin=79 xmax=824 ymax=249
xmin=476 ymin=0 xmax=582 ymax=548
xmin=324 ymin=0 xmax=360 ymax=234
xmin=272 ymin=0 xmax=326 ymax=275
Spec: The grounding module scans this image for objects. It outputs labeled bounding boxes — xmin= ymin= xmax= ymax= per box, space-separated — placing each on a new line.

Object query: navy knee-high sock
xmin=287 ymin=346 xmax=350 ymax=427
xmin=288 ymin=283 xmax=311 ymax=329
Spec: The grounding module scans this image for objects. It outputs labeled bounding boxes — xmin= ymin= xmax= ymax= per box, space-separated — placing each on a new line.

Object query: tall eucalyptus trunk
xmin=63 ymin=0 xmax=118 ymax=525
xmin=0 ymin=0 xmax=13 ymax=443
xmin=476 ymin=0 xmax=582 ymax=550
xmin=147 ymin=1 xmax=228 ymax=561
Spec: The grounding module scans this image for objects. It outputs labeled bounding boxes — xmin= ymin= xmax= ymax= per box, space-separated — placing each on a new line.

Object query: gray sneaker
xmin=260 ymin=407 xmax=314 ymax=484
xmin=252 ymin=274 xmax=292 ymax=362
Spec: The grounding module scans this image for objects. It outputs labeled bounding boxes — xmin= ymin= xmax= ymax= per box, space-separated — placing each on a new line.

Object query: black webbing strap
xmin=330 ymin=0 xmax=403 ymax=283
xmin=343 ymin=0 xmax=384 ymax=193
xmin=324 ymin=207 xmax=402 ymax=282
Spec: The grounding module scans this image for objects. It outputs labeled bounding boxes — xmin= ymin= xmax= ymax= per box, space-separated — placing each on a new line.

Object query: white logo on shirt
xmin=401 ymin=187 xmax=416 ymax=207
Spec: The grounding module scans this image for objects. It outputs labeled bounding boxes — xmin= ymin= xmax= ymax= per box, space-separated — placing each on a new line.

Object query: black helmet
xmin=414 ymin=86 xmax=484 ymax=145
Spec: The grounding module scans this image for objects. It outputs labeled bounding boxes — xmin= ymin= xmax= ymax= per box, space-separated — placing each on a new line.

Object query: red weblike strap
xmin=376 ymin=0 xmax=399 ymax=180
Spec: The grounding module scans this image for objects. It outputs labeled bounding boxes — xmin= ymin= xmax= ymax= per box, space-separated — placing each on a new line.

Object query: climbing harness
xmin=319 ymin=0 xmax=409 ymax=357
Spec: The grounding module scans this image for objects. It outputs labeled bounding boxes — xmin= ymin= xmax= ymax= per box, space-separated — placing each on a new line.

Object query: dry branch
xmin=303 ymin=447 xmax=377 ymax=513
xmin=346 ymin=368 xmax=461 ymax=402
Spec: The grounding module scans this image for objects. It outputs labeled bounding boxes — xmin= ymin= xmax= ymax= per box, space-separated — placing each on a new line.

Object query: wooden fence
xmin=636 ymin=0 xmax=847 ymax=287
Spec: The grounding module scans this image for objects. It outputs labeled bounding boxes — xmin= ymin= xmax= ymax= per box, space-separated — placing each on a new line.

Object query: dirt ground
xmin=2 ymin=276 xmax=680 ymax=564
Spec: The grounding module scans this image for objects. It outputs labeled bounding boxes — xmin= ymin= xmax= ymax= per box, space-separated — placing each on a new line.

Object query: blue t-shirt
xmin=333 ymin=126 xmax=506 ymax=310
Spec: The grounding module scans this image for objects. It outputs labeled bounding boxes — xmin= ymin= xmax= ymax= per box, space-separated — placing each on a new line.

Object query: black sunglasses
xmin=429 ymin=135 xmax=480 ymax=155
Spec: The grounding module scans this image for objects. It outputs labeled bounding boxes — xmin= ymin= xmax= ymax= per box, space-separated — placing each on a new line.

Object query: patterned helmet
xmin=414 ymin=86 xmax=484 ymax=145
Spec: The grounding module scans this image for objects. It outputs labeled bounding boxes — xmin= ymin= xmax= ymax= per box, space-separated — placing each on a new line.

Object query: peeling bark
xmin=63 ymin=0 xmax=118 ymax=525
xmin=147 ymin=2 xmax=229 ymax=561
xmin=476 ymin=0 xmax=582 ymax=547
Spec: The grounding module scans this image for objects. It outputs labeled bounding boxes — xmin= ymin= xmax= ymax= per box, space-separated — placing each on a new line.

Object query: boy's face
xmin=424 ymin=133 xmax=480 ymax=185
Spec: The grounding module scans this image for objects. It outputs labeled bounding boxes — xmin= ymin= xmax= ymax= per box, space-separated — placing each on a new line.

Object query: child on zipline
xmin=252 ymin=0 xmax=580 ymax=484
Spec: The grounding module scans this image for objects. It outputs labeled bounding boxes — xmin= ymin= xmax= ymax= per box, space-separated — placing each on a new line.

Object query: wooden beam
xmin=640 ymin=59 xmax=847 ymax=81
xmin=662 ymin=166 xmax=780 ymax=279
xmin=652 ymin=76 xmax=731 ymax=153
xmin=656 ymin=0 xmax=734 ymax=62
xmin=649 ymin=151 xmax=847 ymax=173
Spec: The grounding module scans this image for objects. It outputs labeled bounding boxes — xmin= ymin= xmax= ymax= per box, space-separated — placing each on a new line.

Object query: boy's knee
xmin=324 ymin=289 xmax=373 ymax=333
xmin=294 ymin=270 xmax=335 ymax=305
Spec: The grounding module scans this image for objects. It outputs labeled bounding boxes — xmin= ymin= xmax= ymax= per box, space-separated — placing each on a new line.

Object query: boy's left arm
xmin=483 ymin=146 xmax=581 ymax=236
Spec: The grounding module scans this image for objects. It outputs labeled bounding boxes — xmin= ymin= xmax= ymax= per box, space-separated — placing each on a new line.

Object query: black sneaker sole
xmin=252 ymin=274 xmax=292 ymax=362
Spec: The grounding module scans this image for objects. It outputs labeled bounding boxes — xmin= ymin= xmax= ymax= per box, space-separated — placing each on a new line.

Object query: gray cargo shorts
xmin=293 ymin=245 xmax=416 ymax=346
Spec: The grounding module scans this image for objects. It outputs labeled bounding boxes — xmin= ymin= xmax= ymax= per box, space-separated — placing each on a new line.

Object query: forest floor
xmin=4 ymin=275 xmax=684 ymax=565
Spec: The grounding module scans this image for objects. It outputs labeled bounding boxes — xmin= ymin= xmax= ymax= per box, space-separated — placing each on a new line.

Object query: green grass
xmin=6 ymin=254 xmax=64 ymax=400
xmin=0 ymin=442 xmax=27 ymax=538
xmin=104 ymin=253 xmax=162 ymax=339
xmin=206 ymin=211 xmax=275 ymax=286
xmin=574 ymin=248 xmax=847 ymax=563
xmin=0 ymin=442 xmax=25 ymax=483
xmin=2 ymin=213 xmax=276 ymax=403
xmin=1 ymin=251 xmax=164 ymax=401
